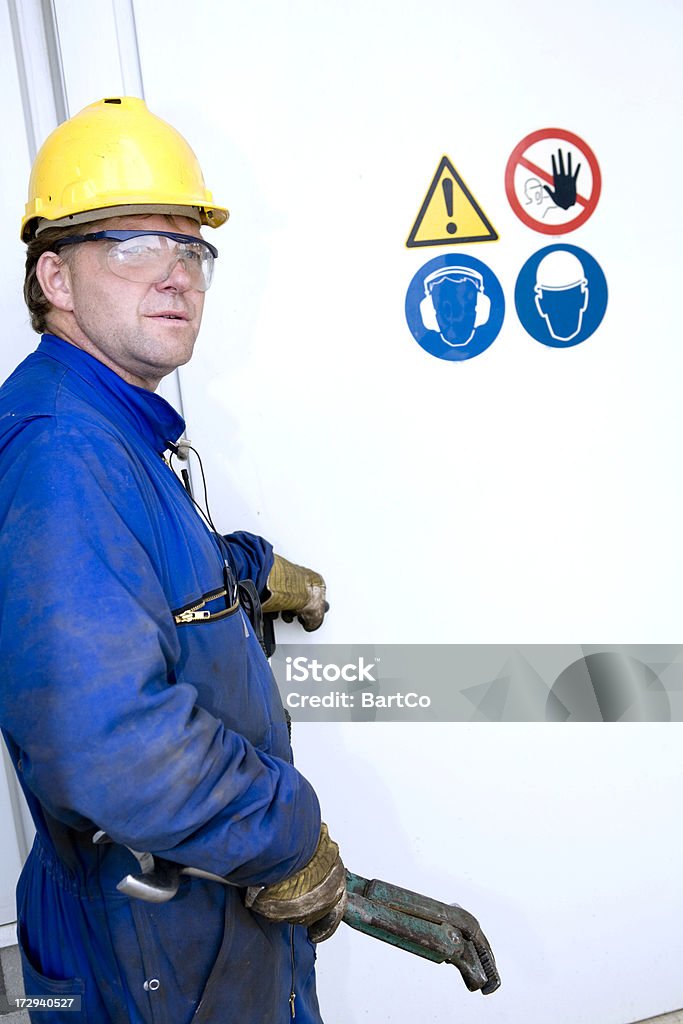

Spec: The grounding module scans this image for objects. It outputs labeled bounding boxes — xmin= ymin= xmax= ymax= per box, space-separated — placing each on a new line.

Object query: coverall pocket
xmin=17 ymin=925 xmax=88 ymax=1022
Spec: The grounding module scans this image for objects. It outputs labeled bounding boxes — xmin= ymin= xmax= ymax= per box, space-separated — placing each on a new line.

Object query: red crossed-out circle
xmin=505 ymin=128 xmax=602 ymax=235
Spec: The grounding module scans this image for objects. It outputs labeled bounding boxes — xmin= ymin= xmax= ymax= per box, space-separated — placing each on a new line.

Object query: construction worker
xmin=0 ymin=97 xmax=344 ymax=1023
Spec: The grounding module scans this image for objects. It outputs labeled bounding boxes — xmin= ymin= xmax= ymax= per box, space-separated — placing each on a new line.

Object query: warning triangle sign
xmin=406 ymin=155 xmax=498 ymax=248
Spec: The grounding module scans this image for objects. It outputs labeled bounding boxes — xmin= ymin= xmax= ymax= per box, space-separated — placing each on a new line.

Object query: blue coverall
xmin=0 ymin=334 xmax=324 ymax=1023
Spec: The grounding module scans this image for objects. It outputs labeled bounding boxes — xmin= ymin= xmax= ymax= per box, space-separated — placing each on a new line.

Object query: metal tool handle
xmin=94 ymin=836 xmax=500 ymax=994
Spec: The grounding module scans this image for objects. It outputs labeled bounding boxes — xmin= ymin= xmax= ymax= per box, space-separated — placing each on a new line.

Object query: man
xmin=0 ymin=97 xmax=344 ymax=1023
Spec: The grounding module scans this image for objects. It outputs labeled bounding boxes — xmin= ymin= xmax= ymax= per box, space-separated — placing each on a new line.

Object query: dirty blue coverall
xmin=0 ymin=334 xmax=324 ymax=1023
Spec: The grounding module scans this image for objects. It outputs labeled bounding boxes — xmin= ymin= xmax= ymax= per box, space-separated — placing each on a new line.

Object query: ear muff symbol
xmin=419 ymin=294 xmax=440 ymax=332
xmin=419 ymin=266 xmax=491 ymax=333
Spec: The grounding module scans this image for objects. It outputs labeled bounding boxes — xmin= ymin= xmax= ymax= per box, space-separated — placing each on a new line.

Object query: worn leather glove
xmin=245 ymin=823 xmax=346 ymax=941
xmin=261 ymin=553 xmax=328 ymax=631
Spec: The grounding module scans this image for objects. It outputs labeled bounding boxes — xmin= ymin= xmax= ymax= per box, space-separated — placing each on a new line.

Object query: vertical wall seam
xmin=6 ymin=0 xmax=38 ymax=160
xmin=6 ymin=0 xmax=68 ymax=164
xmin=39 ymin=0 xmax=68 ymax=121
xmin=112 ymin=0 xmax=145 ymax=99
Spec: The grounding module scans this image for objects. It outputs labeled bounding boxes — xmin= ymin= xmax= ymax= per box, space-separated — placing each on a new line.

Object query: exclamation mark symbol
xmin=443 ymin=177 xmax=457 ymax=235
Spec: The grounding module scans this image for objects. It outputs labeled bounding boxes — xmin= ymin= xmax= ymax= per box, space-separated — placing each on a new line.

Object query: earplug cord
xmin=166 ymin=439 xmax=239 ymax=606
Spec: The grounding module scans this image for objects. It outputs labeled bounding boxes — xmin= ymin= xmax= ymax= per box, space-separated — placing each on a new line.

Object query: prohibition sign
xmin=505 ymin=128 xmax=601 ymax=234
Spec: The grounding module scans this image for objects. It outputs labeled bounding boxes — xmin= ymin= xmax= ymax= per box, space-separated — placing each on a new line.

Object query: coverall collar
xmin=39 ymin=333 xmax=185 ymax=454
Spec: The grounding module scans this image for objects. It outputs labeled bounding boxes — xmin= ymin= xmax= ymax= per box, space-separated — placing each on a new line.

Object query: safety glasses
xmin=53 ymin=230 xmax=218 ymax=291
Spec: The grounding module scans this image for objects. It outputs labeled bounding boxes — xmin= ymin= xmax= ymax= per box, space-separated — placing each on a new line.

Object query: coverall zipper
xmin=173 ymin=587 xmax=239 ymax=625
xmin=289 ymin=925 xmax=296 ymax=1018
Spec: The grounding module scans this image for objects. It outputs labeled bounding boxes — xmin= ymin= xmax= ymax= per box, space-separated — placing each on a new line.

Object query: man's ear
xmin=36 ymin=251 xmax=75 ymax=313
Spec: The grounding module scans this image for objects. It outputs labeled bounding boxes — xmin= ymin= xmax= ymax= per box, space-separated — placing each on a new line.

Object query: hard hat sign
xmin=505 ymin=128 xmax=601 ymax=235
xmin=405 ymin=254 xmax=505 ymax=361
xmin=514 ymin=244 xmax=608 ymax=348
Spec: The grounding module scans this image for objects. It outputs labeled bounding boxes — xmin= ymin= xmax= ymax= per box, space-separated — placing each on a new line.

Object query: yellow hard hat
xmin=22 ymin=96 xmax=228 ymax=241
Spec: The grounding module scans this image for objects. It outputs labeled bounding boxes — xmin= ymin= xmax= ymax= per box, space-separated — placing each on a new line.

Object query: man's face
xmin=63 ymin=213 xmax=207 ymax=390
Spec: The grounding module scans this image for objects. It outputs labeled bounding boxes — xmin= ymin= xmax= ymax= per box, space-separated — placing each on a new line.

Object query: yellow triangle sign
xmin=406 ymin=155 xmax=498 ymax=247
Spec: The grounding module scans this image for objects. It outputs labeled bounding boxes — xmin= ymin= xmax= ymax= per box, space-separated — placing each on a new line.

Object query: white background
xmin=2 ymin=1 xmax=683 ymax=1021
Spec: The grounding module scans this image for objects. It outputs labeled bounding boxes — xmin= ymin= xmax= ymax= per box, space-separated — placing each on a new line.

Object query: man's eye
xmin=119 ymin=245 xmax=155 ymax=258
xmin=179 ymin=248 xmax=202 ymax=263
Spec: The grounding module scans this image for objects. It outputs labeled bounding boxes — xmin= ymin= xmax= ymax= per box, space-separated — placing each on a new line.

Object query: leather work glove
xmin=245 ymin=823 xmax=347 ymax=942
xmin=261 ymin=553 xmax=328 ymax=631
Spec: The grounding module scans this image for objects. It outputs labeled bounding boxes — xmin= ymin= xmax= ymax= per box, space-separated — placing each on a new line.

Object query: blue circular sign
xmin=405 ymin=254 xmax=505 ymax=361
xmin=515 ymin=244 xmax=608 ymax=348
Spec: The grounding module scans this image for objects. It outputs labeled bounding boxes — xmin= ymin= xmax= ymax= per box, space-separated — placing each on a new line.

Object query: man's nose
xmin=156 ymin=258 xmax=193 ymax=292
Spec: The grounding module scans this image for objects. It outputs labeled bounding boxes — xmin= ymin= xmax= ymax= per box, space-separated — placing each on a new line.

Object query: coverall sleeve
xmin=221 ymin=531 xmax=274 ymax=593
xmin=0 ymin=421 xmax=320 ymax=884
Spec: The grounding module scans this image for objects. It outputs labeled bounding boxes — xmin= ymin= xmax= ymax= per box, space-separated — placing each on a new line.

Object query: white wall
xmin=136 ymin=0 xmax=683 ymax=644
xmin=304 ymin=723 xmax=683 ymax=1024
xmin=129 ymin=3 xmax=683 ymax=1021
xmin=1 ymin=1 xmax=682 ymax=1021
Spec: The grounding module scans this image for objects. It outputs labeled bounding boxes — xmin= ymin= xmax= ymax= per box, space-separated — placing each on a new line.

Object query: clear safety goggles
xmin=53 ymin=230 xmax=218 ymax=291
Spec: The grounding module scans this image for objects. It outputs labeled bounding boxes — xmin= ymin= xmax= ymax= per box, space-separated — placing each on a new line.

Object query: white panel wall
xmin=0 ymin=1 xmax=681 ymax=1021
xmin=129 ymin=2 xmax=683 ymax=1021
xmin=136 ymin=0 xmax=683 ymax=644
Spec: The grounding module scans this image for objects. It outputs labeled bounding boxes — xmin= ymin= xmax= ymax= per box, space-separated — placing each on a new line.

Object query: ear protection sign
xmin=419 ymin=266 xmax=491 ymax=331
xmin=405 ymin=254 xmax=505 ymax=362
